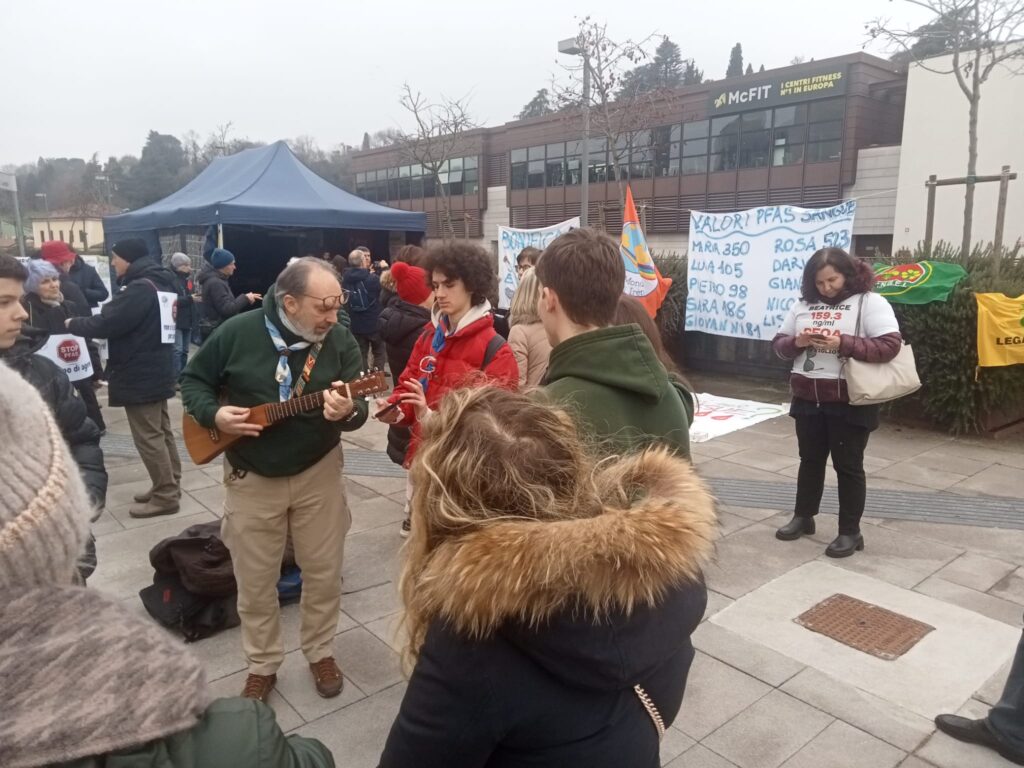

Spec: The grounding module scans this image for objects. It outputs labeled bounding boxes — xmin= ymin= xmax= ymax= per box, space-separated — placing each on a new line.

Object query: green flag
xmin=873 ymin=261 xmax=967 ymax=304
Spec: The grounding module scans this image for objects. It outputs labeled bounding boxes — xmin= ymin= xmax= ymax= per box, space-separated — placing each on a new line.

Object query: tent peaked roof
xmin=104 ymin=140 xmax=425 ymax=236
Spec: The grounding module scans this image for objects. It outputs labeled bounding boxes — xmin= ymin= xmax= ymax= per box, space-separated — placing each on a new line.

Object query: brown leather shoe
xmin=310 ymin=657 xmax=345 ymax=698
xmin=241 ymin=673 xmax=277 ymax=703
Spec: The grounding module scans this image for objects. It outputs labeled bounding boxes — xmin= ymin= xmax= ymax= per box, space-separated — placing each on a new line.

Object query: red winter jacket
xmin=388 ymin=308 xmax=519 ymax=466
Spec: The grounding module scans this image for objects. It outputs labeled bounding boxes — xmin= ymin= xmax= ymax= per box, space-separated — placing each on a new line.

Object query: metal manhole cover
xmin=794 ymin=594 xmax=935 ymax=660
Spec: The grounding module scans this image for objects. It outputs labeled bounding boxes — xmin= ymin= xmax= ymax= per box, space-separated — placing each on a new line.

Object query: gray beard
xmin=279 ymin=308 xmax=328 ymax=343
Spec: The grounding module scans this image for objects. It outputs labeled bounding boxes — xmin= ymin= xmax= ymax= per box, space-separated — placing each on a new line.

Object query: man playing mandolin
xmin=181 ymin=257 xmax=370 ymax=704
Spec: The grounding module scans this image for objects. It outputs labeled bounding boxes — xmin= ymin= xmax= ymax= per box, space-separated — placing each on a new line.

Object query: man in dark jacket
xmin=198 ymin=248 xmax=261 ymax=342
xmin=0 ymin=254 xmax=107 ymax=582
xmin=67 ymin=252 xmax=110 ymax=308
xmin=536 ymin=228 xmax=691 ymax=459
xmin=170 ymin=252 xmax=196 ymax=380
xmin=341 ymin=249 xmax=385 ymax=371
xmin=67 ymin=238 xmax=182 ymax=518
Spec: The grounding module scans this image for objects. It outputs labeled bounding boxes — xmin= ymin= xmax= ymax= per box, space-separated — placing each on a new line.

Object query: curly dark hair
xmin=422 ymin=242 xmax=496 ymax=307
xmin=800 ymin=248 xmax=874 ymax=304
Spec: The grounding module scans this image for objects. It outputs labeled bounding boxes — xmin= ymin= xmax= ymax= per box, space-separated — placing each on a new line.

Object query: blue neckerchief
xmin=264 ymin=315 xmax=311 ymax=402
xmin=419 ymin=315 xmax=451 ymax=396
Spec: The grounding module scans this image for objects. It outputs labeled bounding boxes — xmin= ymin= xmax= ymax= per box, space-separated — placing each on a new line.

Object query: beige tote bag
xmin=842 ymin=294 xmax=922 ymax=406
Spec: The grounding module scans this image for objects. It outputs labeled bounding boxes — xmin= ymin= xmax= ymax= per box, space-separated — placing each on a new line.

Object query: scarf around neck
xmin=265 ymin=313 xmax=311 ymax=402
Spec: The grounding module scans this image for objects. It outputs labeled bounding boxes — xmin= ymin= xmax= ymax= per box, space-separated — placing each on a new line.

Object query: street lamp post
xmin=558 ymin=37 xmax=590 ymax=228
xmin=34 ymin=193 xmax=51 ymax=241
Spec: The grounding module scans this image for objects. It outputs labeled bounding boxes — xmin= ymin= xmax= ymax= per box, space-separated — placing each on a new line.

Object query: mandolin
xmin=182 ymin=371 xmax=388 ymax=465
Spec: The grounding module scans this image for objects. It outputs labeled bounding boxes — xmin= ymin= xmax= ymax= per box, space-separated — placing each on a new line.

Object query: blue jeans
xmin=174 ymin=329 xmax=189 ymax=380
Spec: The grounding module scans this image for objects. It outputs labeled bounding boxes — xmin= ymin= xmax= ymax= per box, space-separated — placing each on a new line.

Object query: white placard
xmin=690 ymin=393 xmax=789 ymax=443
xmin=157 ymin=291 xmax=177 ymax=344
xmin=37 ymin=334 xmax=93 ymax=382
xmin=497 ymin=217 xmax=579 ymax=309
xmin=685 ymin=202 xmax=856 ymax=340
xmin=80 ymin=255 xmax=113 ymax=307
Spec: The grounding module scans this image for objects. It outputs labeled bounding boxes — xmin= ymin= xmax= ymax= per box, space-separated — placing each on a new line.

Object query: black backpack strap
xmin=480 ymin=334 xmax=507 ymax=371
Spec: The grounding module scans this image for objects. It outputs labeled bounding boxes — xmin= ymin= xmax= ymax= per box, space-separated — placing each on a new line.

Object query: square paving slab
xmin=711 ymin=561 xmax=1019 ymax=718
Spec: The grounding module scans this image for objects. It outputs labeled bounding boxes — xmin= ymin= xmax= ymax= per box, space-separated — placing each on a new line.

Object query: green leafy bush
xmin=888 ymin=243 xmax=1024 ymax=434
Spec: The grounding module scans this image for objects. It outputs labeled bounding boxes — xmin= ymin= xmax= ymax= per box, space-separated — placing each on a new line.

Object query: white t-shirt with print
xmin=779 ymin=292 xmax=900 ymax=379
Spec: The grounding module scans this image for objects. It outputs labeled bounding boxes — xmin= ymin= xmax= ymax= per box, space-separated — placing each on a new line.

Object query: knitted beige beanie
xmin=0 ymin=362 xmax=91 ymax=588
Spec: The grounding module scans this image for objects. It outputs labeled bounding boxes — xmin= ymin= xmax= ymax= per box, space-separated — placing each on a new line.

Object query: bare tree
xmin=553 ymin=18 xmax=661 ymax=212
xmin=397 ymin=84 xmax=476 ymax=240
xmin=868 ymin=0 xmax=1024 ymax=258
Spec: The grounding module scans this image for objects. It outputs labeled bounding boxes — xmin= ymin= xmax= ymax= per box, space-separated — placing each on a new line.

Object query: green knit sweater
xmin=180 ymin=288 xmax=368 ymax=477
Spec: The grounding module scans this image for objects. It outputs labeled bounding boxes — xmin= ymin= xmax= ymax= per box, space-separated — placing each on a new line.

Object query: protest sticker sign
xmin=497 ymin=218 xmax=579 ymax=309
xmin=37 ymin=334 xmax=93 ymax=382
xmin=685 ymin=201 xmax=857 ymax=340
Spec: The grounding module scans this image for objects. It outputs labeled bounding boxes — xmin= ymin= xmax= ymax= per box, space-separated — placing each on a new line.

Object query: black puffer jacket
xmin=0 ymin=329 xmax=107 ymax=508
xmin=378 ymin=300 xmax=431 ymax=466
xmin=198 ymin=262 xmax=248 ymax=332
xmin=68 ymin=256 xmax=110 ymax=307
xmin=67 ymin=256 xmax=177 ymax=407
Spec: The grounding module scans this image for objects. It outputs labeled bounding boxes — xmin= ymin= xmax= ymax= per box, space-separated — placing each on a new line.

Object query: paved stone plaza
xmin=88 ymin=374 xmax=1024 ymax=768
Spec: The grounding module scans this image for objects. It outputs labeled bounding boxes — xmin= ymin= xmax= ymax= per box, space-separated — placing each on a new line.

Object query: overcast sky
xmin=1 ymin=0 xmax=932 ymax=166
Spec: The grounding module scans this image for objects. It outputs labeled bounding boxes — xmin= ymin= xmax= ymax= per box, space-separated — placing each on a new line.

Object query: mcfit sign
xmin=709 ymin=68 xmax=847 ymax=114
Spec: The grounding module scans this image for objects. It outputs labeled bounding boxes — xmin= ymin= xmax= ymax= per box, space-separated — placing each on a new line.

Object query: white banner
xmin=690 ymin=393 xmax=789 ymax=443
xmin=685 ymin=201 xmax=856 ymax=340
xmin=0 ymin=171 xmax=16 ymax=192
xmin=497 ymin=217 xmax=579 ymax=309
xmin=157 ymin=291 xmax=177 ymax=344
xmin=37 ymin=334 xmax=93 ymax=382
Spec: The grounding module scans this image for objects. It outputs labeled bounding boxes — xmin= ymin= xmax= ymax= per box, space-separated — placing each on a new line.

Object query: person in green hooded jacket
xmin=535 ymin=228 xmax=691 ymax=460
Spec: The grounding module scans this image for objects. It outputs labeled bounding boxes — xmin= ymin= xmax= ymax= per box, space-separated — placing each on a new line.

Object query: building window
xmin=738 ymin=109 xmax=771 ymax=169
xmin=807 ymin=97 xmax=844 ymax=164
xmin=356 ymin=155 xmax=481 ymax=199
xmin=710 ymin=115 xmax=740 ymax=172
xmin=39 ymin=230 xmax=46 ymax=242
xmin=652 ymin=125 xmax=680 ymax=177
xmin=59 ymin=230 xmax=64 ymax=242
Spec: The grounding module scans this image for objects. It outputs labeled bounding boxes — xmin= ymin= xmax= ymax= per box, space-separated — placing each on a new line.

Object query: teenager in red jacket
xmin=376 ymin=242 xmax=519 ymax=536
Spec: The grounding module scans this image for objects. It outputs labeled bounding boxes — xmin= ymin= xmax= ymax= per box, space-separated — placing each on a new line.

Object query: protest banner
xmin=37 ymin=334 xmax=93 ymax=382
xmin=685 ymin=201 xmax=857 ymax=340
xmin=690 ymin=393 xmax=789 ymax=443
xmin=497 ymin=218 xmax=579 ymax=309
xmin=976 ymin=293 xmax=1024 ymax=368
xmin=873 ymin=261 xmax=966 ymax=304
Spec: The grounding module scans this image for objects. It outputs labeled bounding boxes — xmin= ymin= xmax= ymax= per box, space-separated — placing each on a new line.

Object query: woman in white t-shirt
xmin=771 ymin=248 xmax=902 ymax=558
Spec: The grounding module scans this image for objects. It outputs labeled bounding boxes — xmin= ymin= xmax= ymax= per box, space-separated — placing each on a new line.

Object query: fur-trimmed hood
xmin=414 ymin=449 xmax=716 ymax=690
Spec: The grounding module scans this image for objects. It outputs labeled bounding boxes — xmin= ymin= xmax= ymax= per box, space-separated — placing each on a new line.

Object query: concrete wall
xmin=845 ymin=146 xmax=900 ymax=236
xmin=892 ymin=51 xmax=1024 ymax=251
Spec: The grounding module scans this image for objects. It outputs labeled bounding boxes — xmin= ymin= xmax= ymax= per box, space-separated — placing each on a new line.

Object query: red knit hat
xmin=40 ymin=240 xmax=76 ymax=265
xmin=391 ymin=262 xmax=432 ymax=305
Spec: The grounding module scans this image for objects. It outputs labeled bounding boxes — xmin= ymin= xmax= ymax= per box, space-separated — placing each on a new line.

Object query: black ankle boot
xmin=826 ymin=533 xmax=865 ymax=558
xmin=776 ymin=516 xmax=815 ymax=541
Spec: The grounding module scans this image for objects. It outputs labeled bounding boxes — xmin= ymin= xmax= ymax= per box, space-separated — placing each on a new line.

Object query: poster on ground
xmin=496 ymin=217 xmax=579 ymax=309
xmin=690 ymin=393 xmax=789 ymax=443
xmin=685 ymin=201 xmax=857 ymax=340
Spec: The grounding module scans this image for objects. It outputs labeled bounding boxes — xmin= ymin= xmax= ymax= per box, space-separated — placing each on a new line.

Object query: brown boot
xmin=310 ymin=657 xmax=345 ymax=698
xmin=241 ymin=673 xmax=277 ymax=703
xmin=129 ymin=501 xmax=179 ymax=519
xmin=133 ymin=489 xmax=154 ymax=504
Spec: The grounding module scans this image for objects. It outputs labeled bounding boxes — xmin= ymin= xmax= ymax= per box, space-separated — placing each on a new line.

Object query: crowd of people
xmin=2 ymin=229 xmax=1022 ymax=768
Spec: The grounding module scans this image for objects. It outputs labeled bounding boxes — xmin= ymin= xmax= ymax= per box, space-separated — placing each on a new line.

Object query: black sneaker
xmin=400 ymin=517 xmax=411 ymax=538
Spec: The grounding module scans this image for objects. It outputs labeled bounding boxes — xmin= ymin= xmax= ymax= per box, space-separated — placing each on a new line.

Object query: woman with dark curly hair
xmin=771 ymin=247 xmax=903 ymax=558
xmin=375 ymin=242 xmax=519 ymax=536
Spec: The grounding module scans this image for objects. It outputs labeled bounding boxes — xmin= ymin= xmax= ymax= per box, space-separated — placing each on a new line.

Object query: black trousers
xmin=355 ymin=332 xmax=386 ymax=373
xmin=793 ymin=408 xmax=871 ymax=535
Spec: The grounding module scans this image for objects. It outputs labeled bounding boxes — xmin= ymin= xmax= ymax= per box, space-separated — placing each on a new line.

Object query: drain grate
xmin=794 ymin=593 xmax=935 ymax=660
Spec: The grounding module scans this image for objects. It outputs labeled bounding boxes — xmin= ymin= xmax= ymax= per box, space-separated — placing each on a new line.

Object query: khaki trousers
xmin=221 ymin=445 xmax=351 ymax=675
xmin=124 ymin=400 xmax=181 ymax=505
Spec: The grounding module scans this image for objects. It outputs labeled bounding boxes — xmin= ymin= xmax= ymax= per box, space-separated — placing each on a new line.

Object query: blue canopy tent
xmin=103 ymin=141 xmax=426 ymax=292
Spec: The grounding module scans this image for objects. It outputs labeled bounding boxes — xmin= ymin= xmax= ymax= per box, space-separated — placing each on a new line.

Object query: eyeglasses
xmin=803 ymin=346 xmax=817 ymax=373
xmin=298 ymin=291 xmax=350 ymax=310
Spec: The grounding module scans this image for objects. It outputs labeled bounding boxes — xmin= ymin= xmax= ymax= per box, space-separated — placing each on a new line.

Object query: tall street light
xmin=558 ymin=37 xmax=590 ymax=228
xmin=34 ymin=192 xmax=51 ymax=241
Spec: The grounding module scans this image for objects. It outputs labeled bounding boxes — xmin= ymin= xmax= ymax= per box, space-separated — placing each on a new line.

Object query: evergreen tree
xmin=683 ymin=60 xmax=704 ymax=85
xmin=650 ymin=37 xmax=684 ymax=87
xmin=517 ymin=88 xmax=555 ymax=120
xmin=745 ymin=63 xmax=754 ymax=75
xmin=758 ymin=64 xmax=765 ymax=73
xmin=361 ymin=132 xmax=371 ymax=151
xmin=726 ymin=43 xmax=744 ymax=77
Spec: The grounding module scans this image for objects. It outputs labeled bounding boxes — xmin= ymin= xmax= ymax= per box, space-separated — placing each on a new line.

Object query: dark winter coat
xmin=378 ymin=299 xmax=431 ymax=465
xmin=341 ymin=268 xmax=382 ymax=336
xmin=174 ymin=270 xmax=196 ymax=331
xmin=57 ymin=274 xmax=91 ymax=318
xmin=197 ymin=262 xmax=248 ymax=333
xmin=378 ymin=450 xmax=715 ymax=768
xmin=0 ymin=329 xmax=107 ymax=508
xmin=67 ymin=256 xmax=177 ymax=407
xmin=67 ymin=255 xmax=110 ymax=307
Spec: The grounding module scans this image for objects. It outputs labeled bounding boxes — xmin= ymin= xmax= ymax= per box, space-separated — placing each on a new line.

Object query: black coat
xmin=378 ymin=452 xmax=716 ymax=768
xmin=341 ymin=268 xmax=382 ymax=336
xmin=174 ymin=270 xmax=196 ymax=330
xmin=378 ymin=300 xmax=430 ymax=466
xmin=197 ymin=262 xmax=248 ymax=331
xmin=67 ymin=257 xmax=177 ymax=407
xmin=58 ymin=274 xmax=91 ymax=318
xmin=67 ymin=256 xmax=110 ymax=307
xmin=0 ymin=329 xmax=107 ymax=508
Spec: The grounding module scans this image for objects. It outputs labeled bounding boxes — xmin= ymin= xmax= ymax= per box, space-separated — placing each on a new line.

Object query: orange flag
xmin=620 ymin=185 xmax=671 ymax=318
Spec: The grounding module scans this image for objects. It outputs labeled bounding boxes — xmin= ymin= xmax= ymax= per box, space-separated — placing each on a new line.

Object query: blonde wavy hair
xmin=398 ymin=386 xmax=650 ymax=670
xmin=508 ymin=267 xmax=541 ymax=327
